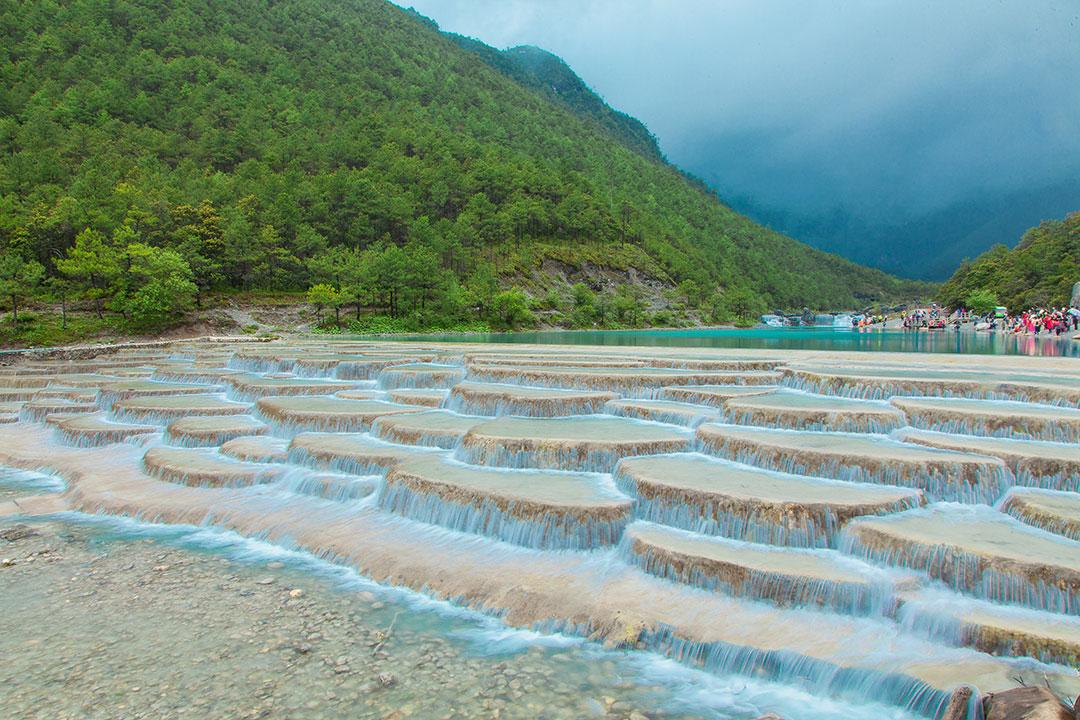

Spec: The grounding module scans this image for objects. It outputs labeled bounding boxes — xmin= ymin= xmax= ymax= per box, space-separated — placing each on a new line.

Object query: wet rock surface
xmin=982 ymin=686 xmax=1075 ymax=720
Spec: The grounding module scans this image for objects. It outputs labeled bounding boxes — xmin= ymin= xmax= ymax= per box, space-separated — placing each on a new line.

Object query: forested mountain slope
xmin=1 ymin=0 xmax=926 ymax=335
xmin=938 ymin=212 xmax=1080 ymax=310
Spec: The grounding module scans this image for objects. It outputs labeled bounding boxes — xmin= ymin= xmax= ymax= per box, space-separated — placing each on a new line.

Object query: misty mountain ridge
xmin=723 ymin=178 xmax=1080 ymax=280
xmin=411 ymin=7 xmax=1078 ymax=282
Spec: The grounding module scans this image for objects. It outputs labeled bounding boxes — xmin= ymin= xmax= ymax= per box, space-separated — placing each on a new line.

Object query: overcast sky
xmin=399 ymin=0 xmax=1080 ymax=222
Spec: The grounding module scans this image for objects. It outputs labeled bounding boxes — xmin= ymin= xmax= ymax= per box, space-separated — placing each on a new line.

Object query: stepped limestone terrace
xmin=3 ymin=339 xmax=1080 ymax=719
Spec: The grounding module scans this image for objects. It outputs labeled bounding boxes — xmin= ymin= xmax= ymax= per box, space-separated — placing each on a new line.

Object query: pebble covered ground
xmin=0 ymin=518 xmax=698 ymax=720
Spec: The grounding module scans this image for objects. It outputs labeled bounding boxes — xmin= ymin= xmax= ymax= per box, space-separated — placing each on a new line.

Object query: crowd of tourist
xmin=853 ymin=314 xmax=887 ymax=328
xmin=1000 ymin=307 xmax=1080 ymax=335
xmin=900 ymin=307 xmax=945 ymax=329
xmin=898 ymin=305 xmax=1080 ymax=335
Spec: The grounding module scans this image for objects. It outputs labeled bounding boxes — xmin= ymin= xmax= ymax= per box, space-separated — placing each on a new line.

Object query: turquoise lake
xmin=358 ymin=327 xmax=1080 ymax=356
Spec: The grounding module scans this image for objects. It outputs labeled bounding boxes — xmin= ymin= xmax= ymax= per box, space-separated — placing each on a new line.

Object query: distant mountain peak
xmin=441 ymin=32 xmax=665 ymax=162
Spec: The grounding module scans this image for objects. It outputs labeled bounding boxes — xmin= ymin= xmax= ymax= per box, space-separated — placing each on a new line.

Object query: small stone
xmin=371 ymin=602 xmax=385 ymax=610
xmin=334 ymin=665 xmax=351 ymax=674
xmin=0 ymin=525 xmax=38 ymax=542
xmin=1 ymin=558 xmax=14 ymax=567
xmin=288 ymin=589 xmax=304 ymax=599
xmin=377 ymin=672 xmax=396 ymax=688
xmin=941 ymin=687 xmax=974 ymax=720
xmin=267 ymin=561 xmax=285 ymax=570
xmin=256 ymin=577 xmax=275 ymax=585
xmin=153 ymin=564 xmax=170 ymax=572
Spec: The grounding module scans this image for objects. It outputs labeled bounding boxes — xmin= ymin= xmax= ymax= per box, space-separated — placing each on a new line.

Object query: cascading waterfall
xmin=370 ymin=411 xmax=482 ymax=449
xmin=781 ymin=368 xmax=1080 ymax=408
xmin=142 ymin=445 xmax=283 ymax=488
xmin=612 ymin=459 xmax=924 ymax=549
xmin=999 ymin=488 xmax=1080 ymax=541
xmin=605 ymin=399 xmax=721 ymax=427
xmin=619 ymin=524 xmax=904 ymax=615
xmin=635 ymin=626 xmax=959 ymax=720
xmin=286 ymin=443 xmax=396 ymax=477
xmin=270 ymin=466 xmax=378 ymax=502
xmin=110 ymin=394 xmax=252 ymax=426
xmin=839 ymin=506 xmax=1080 ymax=615
xmin=453 ymin=440 xmax=677 ymax=473
xmin=227 ymin=354 xmax=295 ymax=374
xmin=164 ymin=415 xmax=268 ymax=447
xmin=780 ymin=370 xmax=1013 ymax=404
xmin=6 ymin=339 xmax=1080 ymax=720
xmin=19 ymin=399 xmax=99 ymax=421
xmin=891 ymin=398 xmax=1080 ymax=443
xmin=49 ymin=414 xmax=159 ymax=448
xmin=445 ymin=387 xmax=616 ymax=417
xmin=376 ymin=480 xmax=629 ymax=550
xmin=696 ymin=426 xmax=1013 ymax=504
xmin=455 ymin=416 xmax=690 ymax=473
xmin=151 ymin=368 xmax=238 ymax=385
xmin=376 ymin=363 xmax=466 ymax=390
xmin=723 ymin=398 xmax=906 ymax=434
xmin=896 ymin=589 xmax=1080 ymax=666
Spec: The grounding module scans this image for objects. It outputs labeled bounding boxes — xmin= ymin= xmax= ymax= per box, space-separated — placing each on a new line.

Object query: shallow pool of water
xmin=1 ymin=510 xmax=920 ymax=720
xmin=354 ymin=328 xmax=1079 ymax=356
xmin=0 ymin=466 xmax=65 ymax=500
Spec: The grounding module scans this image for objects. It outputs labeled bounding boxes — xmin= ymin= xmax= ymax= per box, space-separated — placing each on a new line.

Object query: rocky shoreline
xmin=0 ymin=518 xmax=693 ymax=720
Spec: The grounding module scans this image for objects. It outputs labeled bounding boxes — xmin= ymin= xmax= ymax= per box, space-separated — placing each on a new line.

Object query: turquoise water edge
xmin=355 ymin=327 xmax=1080 ymax=357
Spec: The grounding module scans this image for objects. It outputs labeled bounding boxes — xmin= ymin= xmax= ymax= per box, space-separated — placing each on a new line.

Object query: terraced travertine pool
xmin=2 ymin=339 xmax=1080 ymax=719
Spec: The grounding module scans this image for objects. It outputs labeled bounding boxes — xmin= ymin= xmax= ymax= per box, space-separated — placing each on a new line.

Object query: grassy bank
xmin=0 ymin=312 xmax=123 ymax=349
